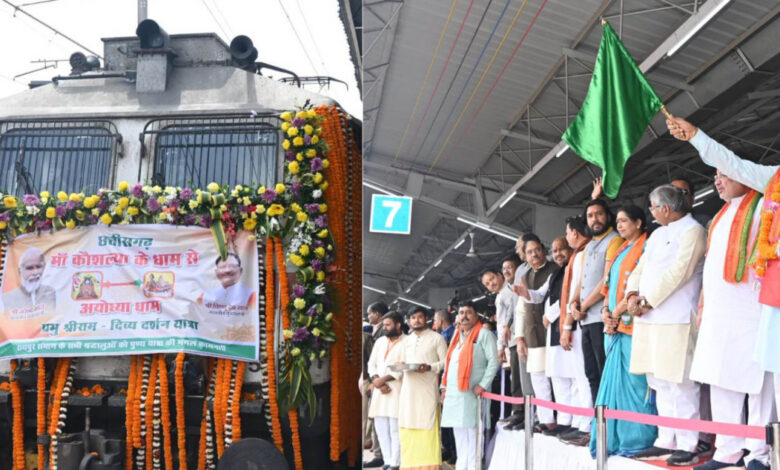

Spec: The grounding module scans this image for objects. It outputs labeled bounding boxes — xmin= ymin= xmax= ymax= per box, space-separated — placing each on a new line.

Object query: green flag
xmin=562 ymin=22 xmax=663 ymax=198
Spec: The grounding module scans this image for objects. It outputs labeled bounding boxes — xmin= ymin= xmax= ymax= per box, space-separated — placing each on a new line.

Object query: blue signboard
xmin=369 ymin=195 xmax=412 ymax=234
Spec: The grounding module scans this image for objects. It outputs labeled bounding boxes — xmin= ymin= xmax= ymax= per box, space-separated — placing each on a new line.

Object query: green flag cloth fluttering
xmin=562 ymin=22 xmax=663 ymax=198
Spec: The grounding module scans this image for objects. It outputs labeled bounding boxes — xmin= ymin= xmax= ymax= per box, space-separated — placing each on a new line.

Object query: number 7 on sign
xmin=382 ymin=200 xmax=402 ymax=228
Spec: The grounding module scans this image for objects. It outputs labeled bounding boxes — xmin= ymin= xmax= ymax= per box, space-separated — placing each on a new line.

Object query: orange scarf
xmin=559 ymin=240 xmax=589 ymax=341
xmin=601 ymin=233 xmax=647 ymax=335
xmin=707 ymin=190 xmax=761 ymax=283
xmin=442 ymin=323 xmax=483 ymax=391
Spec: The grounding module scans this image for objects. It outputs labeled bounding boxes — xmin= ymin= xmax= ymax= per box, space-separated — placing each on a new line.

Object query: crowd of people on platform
xmin=361 ymin=117 xmax=780 ymax=470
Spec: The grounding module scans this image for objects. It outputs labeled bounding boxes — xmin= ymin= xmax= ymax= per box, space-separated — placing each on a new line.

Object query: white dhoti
xmin=453 ymin=427 xmax=477 ymax=470
xmin=646 ymin=373 xmax=700 ymax=452
xmin=550 ymin=377 xmax=573 ymax=426
xmin=710 ymin=373 xmax=776 ymax=465
xmin=569 ymin=329 xmax=593 ymax=432
xmin=530 ymin=371 xmax=554 ymax=424
xmin=374 ymin=416 xmax=400 ymax=467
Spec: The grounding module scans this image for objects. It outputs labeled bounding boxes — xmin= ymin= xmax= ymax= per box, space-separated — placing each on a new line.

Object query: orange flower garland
xmin=10 ymin=360 xmax=25 ymax=470
xmin=158 ymin=354 xmax=174 ymax=470
xmin=213 ymin=359 xmax=227 ymax=458
xmin=265 ymin=238 xmax=284 ymax=450
xmin=753 ymin=178 xmax=780 ymax=276
xmin=49 ymin=357 xmax=72 ymax=468
xmin=274 ymin=237 xmax=304 ymax=469
xmin=175 ymin=353 xmax=187 ymax=470
xmin=37 ymin=357 xmax=47 ymax=470
xmin=230 ymin=361 xmax=245 ymax=442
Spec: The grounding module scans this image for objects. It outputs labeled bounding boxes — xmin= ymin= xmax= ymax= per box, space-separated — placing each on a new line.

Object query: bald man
xmin=2 ymin=247 xmax=56 ymax=316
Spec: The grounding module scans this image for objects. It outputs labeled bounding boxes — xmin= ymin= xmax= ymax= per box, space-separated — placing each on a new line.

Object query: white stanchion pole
xmin=476 ymin=395 xmax=484 ymax=470
xmin=769 ymin=422 xmax=780 ymax=470
xmin=524 ymin=394 xmax=533 ymax=470
xmin=596 ymin=405 xmax=608 ymax=470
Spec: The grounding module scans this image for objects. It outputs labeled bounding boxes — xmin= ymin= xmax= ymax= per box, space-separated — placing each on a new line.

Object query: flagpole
xmin=601 ymin=18 xmax=674 ymax=120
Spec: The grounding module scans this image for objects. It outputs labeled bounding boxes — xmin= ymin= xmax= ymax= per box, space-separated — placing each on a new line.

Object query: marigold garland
xmin=213 ymin=359 xmax=227 ymax=458
xmin=754 ymin=177 xmax=780 ymax=277
xmin=50 ymin=358 xmax=76 ymax=470
xmin=145 ymin=355 xmax=158 ymax=470
xmin=37 ymin=357 xmax=47 ymax=470
xmin=223 ymin=361 xmax=238 ymax=448
xmin=125 ymin=355 xmax=138 ymax=470
xmin=174 ymin=353 xmax=187 ymax=470
xmin=265 ymin=238 xmax=284 ymax=450
xmin=10 ymin=360 xmax=25 ymax=470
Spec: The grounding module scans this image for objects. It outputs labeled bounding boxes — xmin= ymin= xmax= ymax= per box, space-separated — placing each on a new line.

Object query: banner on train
xmin=0 ymin=225 xmax=259 ymax=361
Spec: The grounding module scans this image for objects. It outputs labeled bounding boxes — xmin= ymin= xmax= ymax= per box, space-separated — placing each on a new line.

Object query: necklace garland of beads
xmin=37 ymin=357 xmax=46 ymax=470
xmin=257 ymin=246 xmax=272 ymax=435
xmin=136 ymin=355 xmax=151 ymax=470
xmin=126 ymin=356 xmax=138 ymax=470
xmin=175 ymin=353 xmax=187 ymax=470
xmin=230 ymin=361 xmax=246 ymax=442
xmin=151 ymin=355 xmax=162 ymax=470
xmin=10 ymin=360 xmax=25 ymax=470
xmin=197 ymin=359 xmax=217 ymax=470
xmin=145 ymin=354 xmax=159 ymax=470
xmin=49 ymin=358 xmax=76 ymax=470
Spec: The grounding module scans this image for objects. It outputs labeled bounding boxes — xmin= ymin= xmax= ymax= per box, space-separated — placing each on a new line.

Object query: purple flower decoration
xmin=147 ymin=198 xmax=160 ymax=212
xmin=180 ymin=188 xmax=193 ymax=200
xmin=310 ymin=259 xmax=324 ymax=271
xmin=314 ymin=215 xmax=328 ymax=228
xmin=310 ymin=157 xmax=323 ymax=172
xmin=307 ymin=306 xmax=317 ymax=317
xmin=292 ymin=117 xmax=305 ymax=127
xmin=35 ymin=220 xmax=48 ymax=230
xmin=183 ymin=214 xmax=196 ymax=225
xmin=199 ymin=215 xmax=212 ymax=227
xmin=87 ymin=215 xmax=98 ymax=224
xmin=303 ymin=135 xmax=312 ymax=146
xmin=305 ymin=203 xmax=320 ymax=214
xmin=55 ymin=205 xmax=67 ymax=217
xmin=168 ymin=198 xmax=180 ymax=209
xmin=66 ymin=200 xmax=78 ymax=210
xmin=261 ymin=190 xmax=277 ymax=204
xmin=292 ymin=284 xmax=306 ymax=298
xmin=290 ymin=182 xmax=301 ymax=196
xmin=313 ymin=239 xmax=324 ymax=248
xmin=285 ymin=150 xmax=295 ymax=161
xmin=131 ymin=184 xmax=144 ymax=198
xmin=292 ymin=327 xmax=310 ymax=342
xmin=23 ymin=194 xmax=40 ymax=206
xmin=97 ymin=199 xmax=109 ymax=211
xmin=0 ymin=211 xmax=10 ymax=222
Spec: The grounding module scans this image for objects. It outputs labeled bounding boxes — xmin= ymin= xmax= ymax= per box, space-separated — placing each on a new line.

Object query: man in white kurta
xmin=689 ymin=171 xmax=775 ymax=470
xmin=393 ymin=307 xmax=448 ymax=470
xmin=368 ymin=312 xmax=407 ymax=470
xmin=627 ymin=185 xmax=706 ymax=466
xmin=441 ymin=302 xmax=499 ymax=470
xmin=668 ymin=116 xmax=780 ymax=422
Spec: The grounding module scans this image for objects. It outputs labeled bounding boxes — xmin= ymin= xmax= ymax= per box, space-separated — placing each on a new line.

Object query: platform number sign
xmin=370 ymin=195 xmax=412 ymax=234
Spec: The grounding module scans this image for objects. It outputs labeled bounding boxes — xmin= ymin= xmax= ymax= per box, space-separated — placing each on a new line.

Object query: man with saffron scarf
xmin=669 ymin=117 xmax=780 ymax=431
xmin=441 ymin=300 xmax=499 ymax=470
xmin=393 ymin=306 xmax=448 ymax=470
xmin=688 ymin=171 xmax=774 ymax=470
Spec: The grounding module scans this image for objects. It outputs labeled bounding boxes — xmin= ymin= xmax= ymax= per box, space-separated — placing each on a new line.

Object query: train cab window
xmin=145 ymin=115 xmax=280 ymax=189
xmin=0 ymin=121 xmax=119 ymax=196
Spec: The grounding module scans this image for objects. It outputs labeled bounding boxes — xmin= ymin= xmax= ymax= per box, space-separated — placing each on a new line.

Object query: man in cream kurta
xmin=689 ymin=171 xmax=775 ymax=470
xmin=368 ymin=312 xmax=407 ymax=470
xmin=441 ymin=302 xmax=499 ymax=470
xmin=393 ymin=307 xmax=448 ymax=470
xmin=627 ymin=184 xmax=706 ymax=466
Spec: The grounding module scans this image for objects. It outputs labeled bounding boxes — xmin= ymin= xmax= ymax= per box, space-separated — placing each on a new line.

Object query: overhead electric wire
xmin=410 ymin=0 xmax=499 ymax=165
xmin=427 ymin=0 xmax=536 ymax=171
xmin=0 ymin=0 xmax=101 ymax=58
xmin=207 ymin=0 xmax=234 ymax=38
xmin=293 ymin=0 xmax=329 ymax=76
xmin=402 ymin=0 xmax=478 ymax=158
xmin=200 ymin=0 xmax=231 ymax=40
xmin=277 ymin=0 xmax=321 ymax=76
xmin=391 ymin=0 xmax=460 ymax=164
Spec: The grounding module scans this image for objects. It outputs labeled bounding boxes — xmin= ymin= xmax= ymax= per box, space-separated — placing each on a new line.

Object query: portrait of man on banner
xmin=1 ymin=247 xmax=57 ymax=319
xmin=197 ymin=252 xmax=256 ymax=317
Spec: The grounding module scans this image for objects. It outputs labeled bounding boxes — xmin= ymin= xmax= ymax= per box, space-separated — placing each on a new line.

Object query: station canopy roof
xmin=363 ymin=0 xmax=780 ymax=312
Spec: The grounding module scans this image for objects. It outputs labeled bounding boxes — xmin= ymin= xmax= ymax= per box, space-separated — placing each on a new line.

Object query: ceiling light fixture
xmin=454 ymin=238 xmax=466 ymax=249
xmin=666 ymin=0 xmax=732 ymax=57
xmin=555 ymin=144 xmax=570 ymax=158
xmin=498 ymin=191 xmax=517 ymax=208
xmin=456 ymin=217 xmax=517 ymax=242
xmin=362 ymin=285 xmax=387 ymax=295
xmin=434 ymin=259 xmax=442 ymax=267
xmin=362 ymin=181 xmax=396 ymax=196
xmin=418 ymin=275 xmax=425 ymax=282
xmin=694 ymin=188 xmax=715 ymax=200
xmin=398 ymin=297 xmax=431 ymax=309
xmin=472 ymin=295 xmax=486 ymax=301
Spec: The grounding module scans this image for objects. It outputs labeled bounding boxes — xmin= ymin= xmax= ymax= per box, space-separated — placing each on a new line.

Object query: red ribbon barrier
xmin=480 ymin=392 xmax=766 ymax=439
